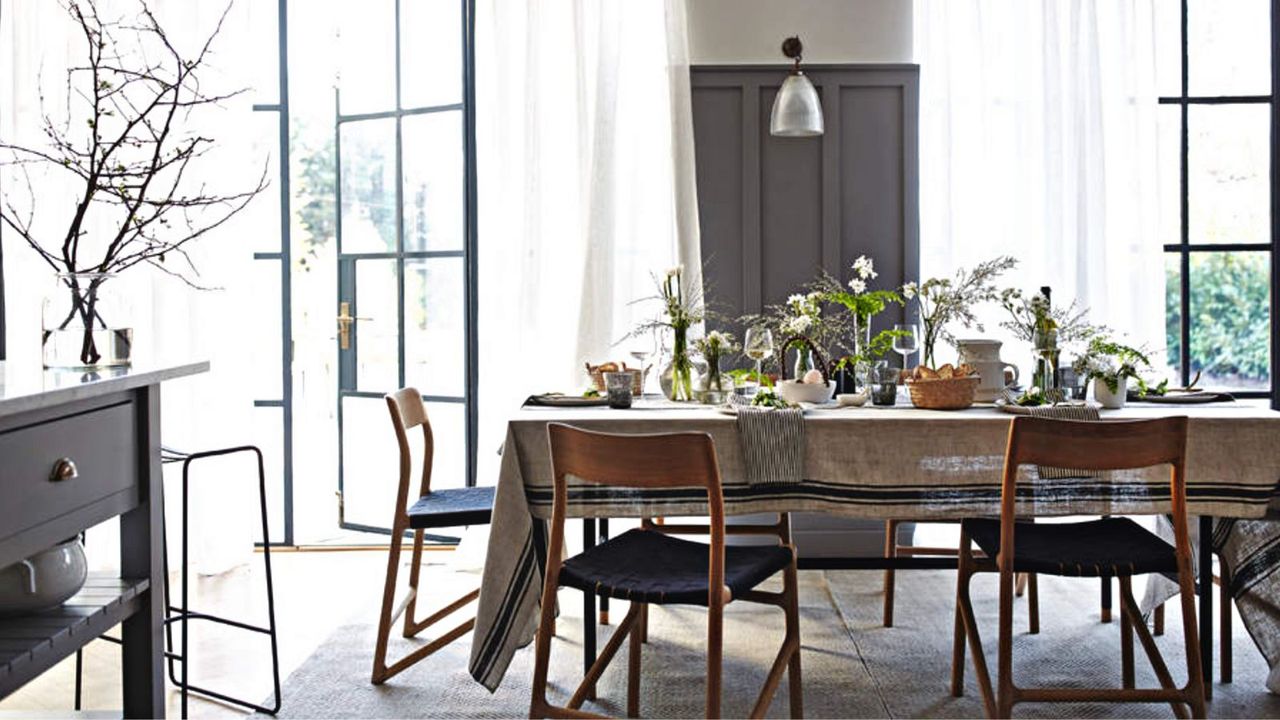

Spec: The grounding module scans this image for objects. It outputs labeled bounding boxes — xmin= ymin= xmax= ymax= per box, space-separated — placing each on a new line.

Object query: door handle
xmin=336 ymin=301 xmax=373 ymax=350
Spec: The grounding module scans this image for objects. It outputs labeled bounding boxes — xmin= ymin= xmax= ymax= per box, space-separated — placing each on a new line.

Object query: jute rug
xmin=266 ymin=570 xmax=1280 ymax=718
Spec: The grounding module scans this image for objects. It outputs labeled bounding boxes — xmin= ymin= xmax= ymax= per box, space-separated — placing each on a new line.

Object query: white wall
xmin=685 ymin=0 xmax=912 ymax=64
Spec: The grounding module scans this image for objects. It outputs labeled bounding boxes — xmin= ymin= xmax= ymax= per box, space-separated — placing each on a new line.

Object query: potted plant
xmin=1073 ymin=337 xmax=1150 ymax=409
xmin=916 ymin=256 xmax=1018 ymax=368
xmin=0 ymin=1 xmax=267 ymax=368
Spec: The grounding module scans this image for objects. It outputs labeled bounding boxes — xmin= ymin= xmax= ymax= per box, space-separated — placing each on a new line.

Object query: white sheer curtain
xmin=0 ymin=0 xmax=268 ymax=573
xmin=474 ymin=0 xmax=700 ymax=481
xmin=915 ymin=0 xmax=1166 ymax=363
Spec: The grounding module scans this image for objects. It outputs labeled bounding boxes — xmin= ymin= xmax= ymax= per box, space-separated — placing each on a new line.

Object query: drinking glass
xmin=892 ymin=323 xmax=920 ymax=369
xmin=743 ymin=326 xmax=774 ymax=390
xmin=627 ymin=333 xmax=657 ymax=394
xmin=603 ymin=371 xmax=634 ymax=409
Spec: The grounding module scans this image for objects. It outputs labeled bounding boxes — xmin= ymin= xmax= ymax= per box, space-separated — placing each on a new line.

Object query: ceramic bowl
xmin=776 ymin=379 xmax=836 ymax=405
xmin=0 ymin=538 xmax=87 ymax=616
xmin=836 ymin=392 xmax=869 ymax=407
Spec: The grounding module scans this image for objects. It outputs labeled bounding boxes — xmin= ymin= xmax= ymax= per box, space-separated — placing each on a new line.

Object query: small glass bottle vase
xmin=42 ymin=273 xmax=134 ymax=369
xmin=1031 ymin=328 xmax=1059 ymax=394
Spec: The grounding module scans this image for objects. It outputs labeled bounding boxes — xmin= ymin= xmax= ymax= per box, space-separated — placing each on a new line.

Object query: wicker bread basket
xmin=906 ymin=375 xmax=979 ymax=410
xmin=585 ymin=363 xmax=645 ymax=394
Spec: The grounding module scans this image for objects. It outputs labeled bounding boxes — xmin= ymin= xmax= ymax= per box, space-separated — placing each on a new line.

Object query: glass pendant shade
xmin=770 ymin=71 xmax=823 ymax=136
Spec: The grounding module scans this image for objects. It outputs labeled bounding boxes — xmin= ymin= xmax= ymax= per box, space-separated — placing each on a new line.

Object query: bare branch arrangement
xmin=0 ymin=0 xmax=267 ymax=365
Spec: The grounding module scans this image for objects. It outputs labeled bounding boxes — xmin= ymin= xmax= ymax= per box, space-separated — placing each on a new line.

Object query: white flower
xmin=901 ymin=281 xmax=917 ymax=299
xmin=785 ymin=315 xmax=812 ymax=335
xmin=787 ymin=293 xmax=806 ymax=308
xmin=847 ymin=278 xmax=867 ymax=294
xmin=852 ymin=255 xmax=878 ymax=280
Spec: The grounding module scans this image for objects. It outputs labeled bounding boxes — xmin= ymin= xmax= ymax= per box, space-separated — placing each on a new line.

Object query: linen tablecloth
xmin=469 ymin=401 xmax=1280 ymax=690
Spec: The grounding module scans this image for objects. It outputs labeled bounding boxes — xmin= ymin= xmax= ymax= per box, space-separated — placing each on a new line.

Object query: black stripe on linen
xmin=472 ymin=531 xmax=537 ymax=689
xmin=1229 ymin=534 xmax=1280 ymax=599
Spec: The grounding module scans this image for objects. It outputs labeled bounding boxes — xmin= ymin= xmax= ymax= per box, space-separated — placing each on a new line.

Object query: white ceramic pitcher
xmin=955 ymin=338 xmax=1019 ymax=402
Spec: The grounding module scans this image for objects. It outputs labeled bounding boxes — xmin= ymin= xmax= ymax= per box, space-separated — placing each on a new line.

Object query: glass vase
xmin=792 ymin=347 xmax=816 ymax=379
xmin=1032 ymin=328 xmax=1059 ymax=393
xmin=41 ymin=273 xmax=133 ymax=369
xmin=659 ymin=326 xmax=698 ymax=401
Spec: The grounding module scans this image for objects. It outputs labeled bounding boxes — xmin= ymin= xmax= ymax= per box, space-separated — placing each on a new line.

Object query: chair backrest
xmin=545 ymin=423 xmax=728 ymax=605
xmin=997 ymin=415 xmax=1191 ymax=572
xmin=385 ymin=388 xmax=434 ymax=499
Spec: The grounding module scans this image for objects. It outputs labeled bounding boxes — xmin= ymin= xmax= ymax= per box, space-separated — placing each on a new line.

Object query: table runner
xmin=470 ymin=401 xmax=1280 ymax=691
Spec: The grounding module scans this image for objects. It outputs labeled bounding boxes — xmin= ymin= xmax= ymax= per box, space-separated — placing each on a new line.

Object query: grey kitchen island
xmin=0 ymin=360 xmax=207 ymax=717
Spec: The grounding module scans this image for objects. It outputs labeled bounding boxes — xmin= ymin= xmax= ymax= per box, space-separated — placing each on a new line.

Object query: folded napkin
xmin=1026 ymin=403 xmax=1100 ymax=479
xmin=734 ymin=405 xmax=805 ymax=485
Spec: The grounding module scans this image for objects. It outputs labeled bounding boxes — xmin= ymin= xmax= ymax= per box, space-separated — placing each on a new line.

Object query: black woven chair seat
xmin=559 ymin=529 xmax=792 ymax=606
xmin=407 ymin=486 xmax=495 ymax=529
xmin=963 ymin=517 xmax=1177 ymax=577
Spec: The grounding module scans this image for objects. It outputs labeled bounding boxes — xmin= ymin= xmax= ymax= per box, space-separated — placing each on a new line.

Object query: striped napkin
xmin=1026 ymin=403 xmax=1101 ymax=479
xmin=734 ymin=404 xmax=806 ymax=485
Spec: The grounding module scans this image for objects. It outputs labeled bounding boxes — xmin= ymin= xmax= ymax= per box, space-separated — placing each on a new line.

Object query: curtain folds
xmin=474 ymin=0 xmax=700 ymax=480
xmin=915 ymin=0 xmax=1166 ymax=362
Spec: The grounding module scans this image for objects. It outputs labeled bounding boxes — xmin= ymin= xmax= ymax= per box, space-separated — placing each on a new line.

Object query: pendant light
xmin=769 ymin=36 xmax=824 ymax=137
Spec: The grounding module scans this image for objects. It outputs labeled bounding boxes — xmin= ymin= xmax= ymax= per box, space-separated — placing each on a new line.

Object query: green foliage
xmin=1165 ymin=253 xmax=1270 ymax=382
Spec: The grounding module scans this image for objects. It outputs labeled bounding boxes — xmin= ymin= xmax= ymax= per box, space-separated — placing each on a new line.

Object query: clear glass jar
xmin=42 ymin=273 xmax=133 ymax=369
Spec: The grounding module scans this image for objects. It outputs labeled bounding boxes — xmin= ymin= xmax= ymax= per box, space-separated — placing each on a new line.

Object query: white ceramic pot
xmin=1092 ymin=377 xmax=1128 ymax=409
xmin=776 ymin=379 xmax=836 ymax=404
xmin=0 ymin=538 xmax=87 ymax=616
xmin=956 ymin=338 xmax=1020 ymax=402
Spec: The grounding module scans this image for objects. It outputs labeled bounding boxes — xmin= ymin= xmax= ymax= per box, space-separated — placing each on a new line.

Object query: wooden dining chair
xmin=951 ymin=416 xmax=1206 ymax=719
xmin=882 ymin=519 xmax=1040 ymax=632
xmin=370 ymin=388 xmax=496 ymax=685
xmin=530 ymin=423 xmax=803 ymax=719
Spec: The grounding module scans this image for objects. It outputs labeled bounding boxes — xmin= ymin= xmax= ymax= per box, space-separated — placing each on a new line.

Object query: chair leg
xmin=1120 ymin=591 xmax=1135 ymax=689
xmin=995 ymin=563 xmax=1016 ymax=718
xmin=1119 ymin=576 xmax=1190 ymax=719
xmin=403 ymin=529 xmax=425 ymax=637
xmin=1220 ymin=567 xmax=1232 ymax=684
xmin=882 ymin=520 xmax=898 ymax=627
xmin=957 ymin=552 xmax=997 ymax=717
xmin=1026 ymin=573 xmax=1039 ymax=634
xmin=950 ymin=533 xmax=968 ymax=698
xmin=372 ymin=522 xmax=407 ymax=684
xmin=1154 ymin=603 xmax=1165 ymax=636
xmin=707 ymin=597 xmax=724 ymax=719
xmin=639 ymin=603 xmax=649 ymax=644
xmin=785 ymin=561 xmax=804 ymax=719
xmin=628 ymin=603 xmax=643 ymax=718
xmin=1174 ymin=561 xmax=1209 ymax=719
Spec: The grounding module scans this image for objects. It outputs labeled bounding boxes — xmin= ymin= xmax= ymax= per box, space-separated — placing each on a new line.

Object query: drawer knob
xmin=50 ymin=458 xmax=79 ymax=482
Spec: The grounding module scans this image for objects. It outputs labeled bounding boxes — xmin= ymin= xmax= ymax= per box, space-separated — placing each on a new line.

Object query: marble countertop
xmin=0 ymin=360 xmax=209 ymax=417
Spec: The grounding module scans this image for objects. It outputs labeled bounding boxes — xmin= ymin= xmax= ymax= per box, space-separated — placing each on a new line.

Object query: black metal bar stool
xmin=75 ymin=444 xmax=281 ymax=717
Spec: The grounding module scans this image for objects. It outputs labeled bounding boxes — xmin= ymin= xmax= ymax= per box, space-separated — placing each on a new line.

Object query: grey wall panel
xmin=691 ymin=87 xmax=746 ymax=322
xmin=692 ymin=64 xmax=920 ymax=558
xmin=692 ymin=64 xmax=919 ymax=344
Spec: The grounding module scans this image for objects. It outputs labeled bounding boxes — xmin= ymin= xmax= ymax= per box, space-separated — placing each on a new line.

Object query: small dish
xmin=836 ymin=392 xmax=868 ymax=407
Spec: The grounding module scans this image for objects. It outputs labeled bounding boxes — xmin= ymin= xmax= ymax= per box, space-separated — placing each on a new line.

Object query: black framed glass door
xmin=334 ymin=0 xmax=477 ymax=535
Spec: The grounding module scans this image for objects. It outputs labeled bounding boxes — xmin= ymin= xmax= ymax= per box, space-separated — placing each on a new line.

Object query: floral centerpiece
xmin=694 ymin=330 xmax=738 ymax=393
xmin=916 ymin=256 xmax=1018 ymax=367
xmin=741 ymin=290 xmax=852 ymax=375
xmin=811 ymin=255 xmax=911 ymax=391
xmin=1072 ymin=337 xmax=1150 ymax=409
xmin=999 ymin=287 xmax=1104 ymax=391
xmin=626 ymin=266 xmax=705 ymax=401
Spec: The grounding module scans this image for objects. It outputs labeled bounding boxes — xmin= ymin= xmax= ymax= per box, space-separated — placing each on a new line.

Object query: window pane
xmin=1165 ymin=252 xmax=1183 ymax=379
xmin=340 ymin=395 xmax=399 ymax=528
xmin=1158 ymin=105 xmax=1180 ymax=247
xmin=1188 ymin=104 xmax=1269 ymax=245
xmin=249 ymin=1 xmax=280 ymax=104
xmin=339 ymin=118 xmax=398 ymax=253
xmin=1189 ymin=251 xmax=1270 ymax=390
xmin=249 ymin=259 xmax=283 ymax=400
xmin=400 ymin=0 xmax=463 ymax=109
xmin=1188 ymin=0 xmax=1271 ymax=96
xmin=355 ymin=258 xmax=400 ymax=390
xmin=403 ymin=111 xmax=464 ymax=252
xmin=338 ymin=0 xmax=396 ymax=114
xmin=1154 ymin=0 xmax=1182 ymax=97
xmin=404 ymin=257 xmax=465 ymax=396
xmin=253 ymin=406 xmax=287 ymax=544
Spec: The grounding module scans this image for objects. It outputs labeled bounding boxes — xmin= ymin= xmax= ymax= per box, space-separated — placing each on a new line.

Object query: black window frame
xmin=1159 ymin=0 xmax=1280 ymax=403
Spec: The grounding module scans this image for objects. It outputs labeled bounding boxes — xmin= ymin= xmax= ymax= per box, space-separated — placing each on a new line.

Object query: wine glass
xmin=893 ymin=323 xmax=920 ymax=369
xmin=743 ymin=326 xmax=774 ymax=392
xmin=628 ymin=333 xmax=657 ymax=395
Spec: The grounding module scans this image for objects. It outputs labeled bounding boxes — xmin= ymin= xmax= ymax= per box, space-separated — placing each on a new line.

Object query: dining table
xmin=468 ymin=396 xmax=1280 ymax=696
